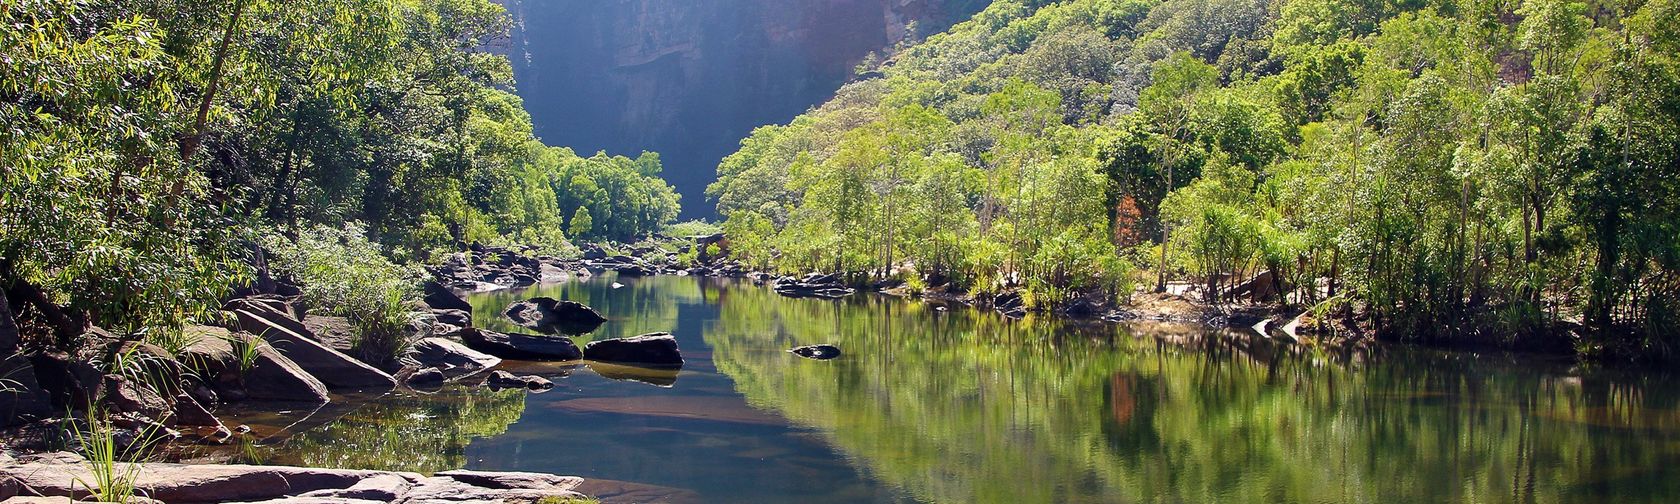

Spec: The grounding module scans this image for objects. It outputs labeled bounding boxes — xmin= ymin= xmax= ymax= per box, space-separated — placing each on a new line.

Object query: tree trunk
xmin=179 ymin=0 xmax=251 ymax=164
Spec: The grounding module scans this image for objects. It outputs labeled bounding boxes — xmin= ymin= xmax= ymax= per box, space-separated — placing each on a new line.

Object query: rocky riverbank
xmin=0 ymin=235 xmax=1312 ymax=504
xmin=0 ymin=241 xmax=727 ymax=503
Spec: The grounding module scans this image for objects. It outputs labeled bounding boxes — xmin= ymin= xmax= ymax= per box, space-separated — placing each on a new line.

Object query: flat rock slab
xmin=0 ymin=456 xmax=592 ymax=504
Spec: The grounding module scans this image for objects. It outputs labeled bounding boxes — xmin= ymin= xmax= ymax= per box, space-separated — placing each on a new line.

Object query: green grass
xmin=69 ymin=411 xmax=144 ymax=503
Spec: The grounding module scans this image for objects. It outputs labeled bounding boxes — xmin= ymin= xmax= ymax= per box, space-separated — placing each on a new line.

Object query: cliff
xmin=499 ymin=0 xmax=988 ymax=218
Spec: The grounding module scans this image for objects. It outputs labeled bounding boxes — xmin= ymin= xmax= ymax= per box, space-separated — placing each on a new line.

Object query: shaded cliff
xmin=500 ymin=0 xmax=988 ymax=219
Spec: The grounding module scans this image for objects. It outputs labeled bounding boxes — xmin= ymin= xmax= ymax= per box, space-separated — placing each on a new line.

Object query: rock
xmin=1061 ymin=296 xmax=1103 ymax=317
xmin=429 ymin=309 xmax=471 ymax=329
xmin=296 ymin=473 xmax=413 ymax=501
xmin=0 ymin=460 xmax=404 ymax=503
xmin=788 ymin=344 xmax=841 ymax=360
xmin=611 ymin=263 xmax=651 ymax=277
xmin=299 ymin=315 xmax=357 ymax=354
xmin=405 ymin=338 xmax=501 ymax=380
xmin=485 ymin=370 xmax=554 ymax=391
xmin=1222 ymin=270 xmax=1281 ymax=302
xmin=26 ymin=352 xmax=103 ymax=413
xmin=231 ymin=307 xmax=396 ymax=393
xmin=502 ymin=297 xmax=606 ymax=335
xmin=0 ymin=354 xmax=53 ymax=427
xmin=772 ymin=275 xmax=855 ymax=299
xmin=582 ymin=333 xmax=683 ymax=369
xmin=173 ymin=393 xmax=222 ymax=427
xmin=404 ymin=367 xmax=445 ymax=386
xmin=103 ymin=374 xmax=175 ymax=425
xmin=401 ymin=474 xmax=586 ymax=504
xmin=421 ymin=281 xmax=472 ymax=313
xmin=182 ymin=332 xmax=328 ymax=404
xmin=108 ymin=410 xmax=182 ymax=449
xmin=432 ymin=470 xmax=580 ymax=491
xmin=458 ymin=328 xmax=582 ymax=361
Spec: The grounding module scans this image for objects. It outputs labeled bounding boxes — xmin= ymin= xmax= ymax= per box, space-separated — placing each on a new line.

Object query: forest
xmin=708 ymin=0 xmax=1680 ymax=358
xmin=3 ymin=0 xmax=1678 ymax=367
xmin=1 ymin=0 xmax=679 ymax=350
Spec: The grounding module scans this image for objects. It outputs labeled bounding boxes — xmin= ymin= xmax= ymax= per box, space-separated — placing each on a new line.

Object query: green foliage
xmin=710 ymin=0 xmax=1680 ymax=355
xmin=664 ymin=219 xmax=724 ymax=237
xmin=547 ymin=150 xmax=681 ymax=242
xmin=261 ymin=223 xmax=423 ymax=364
xmin=0 ymin=0 xmax=680 ymax=352
xmin=68 ymin=411 xmax=144 ymax=503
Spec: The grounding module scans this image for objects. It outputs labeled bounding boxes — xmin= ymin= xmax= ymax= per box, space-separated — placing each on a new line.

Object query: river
xmin=225 ymin=274 xmax=1680 ymax=503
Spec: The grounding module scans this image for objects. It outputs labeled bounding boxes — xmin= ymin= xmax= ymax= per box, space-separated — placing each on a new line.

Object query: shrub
xmin=664 ymin=219 xmax=723 ymax=237
xmin=261 ymin=223 xmax=424 ymax=365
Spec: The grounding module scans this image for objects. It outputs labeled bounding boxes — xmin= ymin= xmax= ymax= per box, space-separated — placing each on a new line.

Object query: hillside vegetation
xmin=707 ymin=0 xmax=1680 ymax=358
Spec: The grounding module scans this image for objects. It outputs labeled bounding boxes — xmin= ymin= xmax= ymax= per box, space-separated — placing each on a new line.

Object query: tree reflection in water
xmin=701 ymin=282 xmax=1680 ymax=503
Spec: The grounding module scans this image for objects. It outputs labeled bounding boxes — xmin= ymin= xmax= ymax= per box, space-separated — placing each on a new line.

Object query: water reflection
xmin=701 ymin=282 xmax=1680 ymax=503
xmin=224 ymin=276 xmax=1680 ymax=503
xmin=179 ymin=387 xmax=527 ymax=474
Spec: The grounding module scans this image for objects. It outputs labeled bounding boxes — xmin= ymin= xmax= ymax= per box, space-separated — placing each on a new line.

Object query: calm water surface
xmin=230 ymin=274 xmax=1680 ymax=503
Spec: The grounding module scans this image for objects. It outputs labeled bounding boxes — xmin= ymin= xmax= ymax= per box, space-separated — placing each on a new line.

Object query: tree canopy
xmin=708 ymin=0 xmax=1680 ymax=358
xmin=1 ymin=0 xmax=679 ymax=344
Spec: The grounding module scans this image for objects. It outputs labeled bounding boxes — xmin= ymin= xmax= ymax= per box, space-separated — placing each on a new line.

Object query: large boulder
xmin=26 ymin=352 xmax=103 ymax=412
xmin=103 ymin=374 xmax=175 ymax=425
xmin=502 ymin=297 xmax=606 ymax=335
xmin=404 ymin=338 xmax=500 ymax=380
xmin=421 ymin=280 xmax=472 ymax=313
xmin=0 ymin=354 xmax=54 ymax=427
xmin=181 ymin=331 xmax=329 ymax=404
xmin=458 ymin=328 xmax=582 ymax=361
xmin=231 ymin=306 xmax=396 ymax=393
xmin=172 ymin=393 xmax=223 ymax=428
xmin=582 ymin=333 xmax=683 ymax=369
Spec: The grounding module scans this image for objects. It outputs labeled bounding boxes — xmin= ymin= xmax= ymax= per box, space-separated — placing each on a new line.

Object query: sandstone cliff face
xmin=500 ymin=0 xmax=987 ymax=218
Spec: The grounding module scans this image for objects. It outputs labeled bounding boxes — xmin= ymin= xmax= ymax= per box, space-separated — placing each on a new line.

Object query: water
xmin=221 ymin=274 xmax=1680 ymax=503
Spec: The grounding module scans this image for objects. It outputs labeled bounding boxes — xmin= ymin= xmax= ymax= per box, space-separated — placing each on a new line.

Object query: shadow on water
xmin=203 ymin=275 xmax=1680 ymax=503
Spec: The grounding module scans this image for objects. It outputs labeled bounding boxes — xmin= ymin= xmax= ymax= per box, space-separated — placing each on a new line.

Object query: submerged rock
xmin=485 ymin=370 xmax=555 ymax=391
xmin=459 ymin=328 xmax=583 ymax=361
xmin=502 ymin=297 xmax=607 ymax=334
xmin=788 ymin=344 xmax=842 ymax=360
xmin=582 ymin=333 xmax=683 ymax=369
